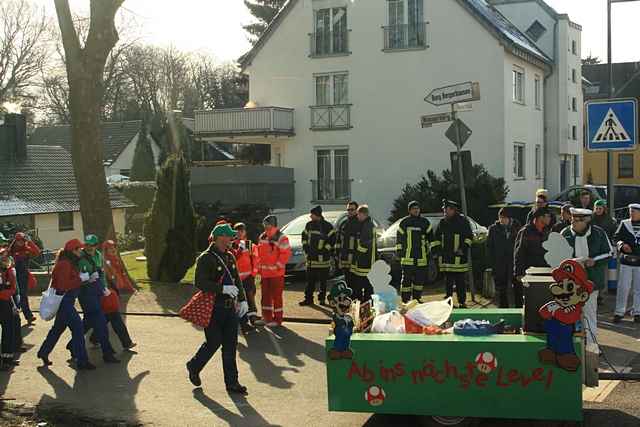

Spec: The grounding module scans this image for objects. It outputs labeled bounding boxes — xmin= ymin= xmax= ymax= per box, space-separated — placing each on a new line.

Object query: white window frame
xmin=313 ymin=6 xmax=348 ymax=55
xmin=387 ymin=0 xmax=423 ymax=26
xmin=572 ymin=69 xmax=577 ymax=83
xmin=512 ymin=66 xmax=525 ymax=104
xmin=572 ymin=125 xmax=578 ymax=141
xmin=513 ymin=143 xmax=526 ymax=179
xmin=535 ymin=144 xmax=541 ymax=179
xmin=534 ymin=75 xmax=541 ymax=109
xmin=314 ymin=146 xmax=350 ymax=201
xmin=572 ymin=40 xmax=578 ymax=55
xmin=572 ymin=97 xmax=577 ymax=112
xmin=314 ymin=72 xmax=349 ymax=106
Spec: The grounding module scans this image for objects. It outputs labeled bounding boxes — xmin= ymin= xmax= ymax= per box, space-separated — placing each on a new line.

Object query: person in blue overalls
xmin=186 ymin=223 xmax=249 ymax=394
xmin=328 ymin=282 xmax=354 ymax=360
xmin=37 ymin=239 xmax=94 ymax=370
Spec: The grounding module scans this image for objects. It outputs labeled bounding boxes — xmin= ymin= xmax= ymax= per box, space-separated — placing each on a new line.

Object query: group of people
xmin=0 ymin=232 xmax=135 ymax=372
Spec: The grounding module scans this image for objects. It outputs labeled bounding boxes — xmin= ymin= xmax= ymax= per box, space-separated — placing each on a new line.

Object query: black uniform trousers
xmin=493 ymin=262 xmax=521 ymax=308
xmin=0 ymin=300 xmax=15 ymax=356
xmin=188 ymin=297 xmax=239 ymax=387
xmin=305 ymin=268 xmax=329 ymax=302
xmin=444 ymin=272 xmax=467 ymax=305
xmin=400 ymin=265 xmax=427 ymax=302
xmin=350 ymin=274 xmax=373 ymax=303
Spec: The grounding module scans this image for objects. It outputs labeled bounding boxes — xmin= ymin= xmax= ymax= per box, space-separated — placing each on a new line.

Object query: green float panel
xmin=326 ymin=310 xmax=583 ymax=421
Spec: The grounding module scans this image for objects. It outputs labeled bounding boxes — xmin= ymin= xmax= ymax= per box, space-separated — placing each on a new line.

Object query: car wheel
xmin=428 ymin=260 xmax=440 ymax=283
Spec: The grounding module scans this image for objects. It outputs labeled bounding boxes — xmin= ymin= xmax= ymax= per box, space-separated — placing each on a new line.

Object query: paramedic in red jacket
xmin=8 ymin=232 xmax=40 ymax=324
xmin=0 ymin=249 xmax=17 ymax=371
xmin=257 ymin=215 xmax=291 ymax=327
xmin=37 ymin=239 xmax=94 ymax=370
xmin=232 ymin=222 xmax=264 ymax=332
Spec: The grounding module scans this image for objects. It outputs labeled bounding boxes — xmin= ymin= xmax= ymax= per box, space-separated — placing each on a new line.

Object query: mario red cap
xmin=552 ymin=259 xmax=594 ymax=294
xmin=64 ymin=239 xmax=83 ymax=252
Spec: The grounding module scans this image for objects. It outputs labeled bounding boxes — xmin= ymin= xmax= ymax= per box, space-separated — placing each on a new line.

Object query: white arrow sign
xmin=425 ymin=82 xmax=481 ymax=106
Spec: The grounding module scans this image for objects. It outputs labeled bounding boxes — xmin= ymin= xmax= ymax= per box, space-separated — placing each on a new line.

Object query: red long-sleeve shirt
xmin=51 ymin=258 xmax=82 ymax=292
xmin=539 ymin=301 xmax=582 ymax=325
xmin=10 ymin=241 xmax=41 ymax=262
xmin=0 ymin=268 xmax=17 ymax=301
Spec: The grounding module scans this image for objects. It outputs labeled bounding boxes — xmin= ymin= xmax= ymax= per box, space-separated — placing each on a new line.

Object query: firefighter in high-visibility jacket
xmin=300 ymin=206 xmax=336 ymax=306
xmin=350 ymin=205 xmax=376 ymax=302
xmin=396 ymin=201 xmax=433 ymax=303
xmin=335 ymin=201 xmax=359 ymax=287
xmin=432 ymin=199 xmax=474 ymax=308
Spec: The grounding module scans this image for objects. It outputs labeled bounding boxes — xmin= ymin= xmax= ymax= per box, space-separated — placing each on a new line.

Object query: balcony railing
xmin=195 ymin=107 xmax=294 ymax=137
xmin=310 ymin=104 xmax=352 ymax=131
xmin=383 ymin=22 xmax=428 ymax=51
xmin=309 ymin=30 xmax=351 ymax=57
xmin=312 ymin=179 xmax=352 ymax=203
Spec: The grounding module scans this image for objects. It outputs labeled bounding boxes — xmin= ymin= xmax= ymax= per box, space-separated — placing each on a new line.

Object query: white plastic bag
xmin=39 ymin=285 xmax=63 ymax=321
xmin=405 ymin=297 xmax=454 ymax=327
xmin=371 ymin=311 xmax=406 ymax=333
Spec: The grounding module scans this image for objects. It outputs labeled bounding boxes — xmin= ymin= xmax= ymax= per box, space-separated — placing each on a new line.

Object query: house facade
xmin=195 ymin=0 xmax=582 ymax=224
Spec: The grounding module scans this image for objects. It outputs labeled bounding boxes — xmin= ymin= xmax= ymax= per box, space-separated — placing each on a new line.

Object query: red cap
xmin=64 ymin=239 xmax=84 ymax=252
xmin=552 ymin=259 xmax=594 ymax=294
xmin=14 ymin=232 xmax=26 ymax=241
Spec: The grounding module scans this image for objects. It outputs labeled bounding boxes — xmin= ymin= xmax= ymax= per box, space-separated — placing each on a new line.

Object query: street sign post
xmin=425 ymin=82 xmax=480 ymax=106
xmin=586 ymin=98 xmax=637 ymax=151
xmin=450 ymin=150 xmax=472 ymax=184
xmin=421 ymin=112 xmax=453 ymax=128
xmin=445 ymin=119 xmax=472 ymax=148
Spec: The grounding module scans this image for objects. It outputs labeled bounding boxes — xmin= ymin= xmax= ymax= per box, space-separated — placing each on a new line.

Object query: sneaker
xmin=226 ymin=383 xmax=248 ymax=395
xmin=77 ymin=362 xmax=97 ymax=371
xmin=123 ymin=342 xmax=138 ymax=350
xmin=103 ymin=354 xmax=120 ymax=364
xmin=27 ymin=317 xmax=36 ymax=326
xmin=186 ymin=362 xmax=201 ymax=387
xmin=298 ymin=299 xmax=313 ymax=306
xmin=250 ymin=316 xmax=265 ymax=327
xmin=613 ymin=315 xmax=623 ymax=324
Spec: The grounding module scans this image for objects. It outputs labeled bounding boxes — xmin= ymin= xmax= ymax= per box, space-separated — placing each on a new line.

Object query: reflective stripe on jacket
xmin=432 ymin=214 xmax=473 ymax=273
xmin=232 ymin=239 xmax=259 ymax=280
xmin=302 ymin=218 xmax=336 ymax=269
xmin=336 ymin=216 xmax=360 ymax=270
xmin=396 ymin=215 xmax=432 ymax=267
xmin=350 ymin=218 xmax=377 ymax=277
xmin=257 ymin=229 xmax=292 ymax=278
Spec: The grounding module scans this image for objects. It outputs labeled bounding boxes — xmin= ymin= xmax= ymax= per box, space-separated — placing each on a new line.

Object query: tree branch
xmin=53 ymin=0 xmax=81 ymax=61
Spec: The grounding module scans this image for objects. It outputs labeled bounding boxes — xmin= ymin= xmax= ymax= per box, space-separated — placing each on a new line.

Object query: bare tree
xmin=53 ymin=0 xmax=125 ymax=240
xmin=0 ymin=0 xmax=50 ymax=104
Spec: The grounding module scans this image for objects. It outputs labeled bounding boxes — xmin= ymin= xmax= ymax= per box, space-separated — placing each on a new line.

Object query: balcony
xmin=382 ymin=22 xmax=429 ymax=51
xmin=191 ymin=165 xmax=294 ymax=210
xmin=309 ymin=30 xmax=351 ymax=57
xmin=311 ymin=179 xmax=352 ymax=204
xmin=310 ymin=104 xmax=352 ymax=131
xmin=194 ymin=107 xmax=294 ymax=140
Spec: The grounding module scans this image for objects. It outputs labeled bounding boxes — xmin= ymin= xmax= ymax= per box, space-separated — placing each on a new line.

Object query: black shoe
xmin=613 ymin=315 xmax=623 ymax=324
xmin=459 ymin=303 xmax=468 ymax=309
xmin=187 ymin=362 xmax=202 ymax=387
xmin=123 ymin=342 xmax=137 ymax=350
xmin=298 ymin=299 xmax=313 ymax=306
xmin=635 ymin=315 xmax=640 ymax=323
xmin=27 ymin=317 xmax=36 ymax=326
xmin=77 ymin=362 xmax=96 ymax=371
xmin=103 ymin=354 xmax=120 ymax=364
xmin=37 ymin=353 xmax=53 ymax=367
xmin=319 ymin=298 xmax=328 ymax=306
xmin=240 ymin=323 xmax=255 ymax=334
xmin=2 ymin=358 xmax=19 ymax=366
xmin=17 ymin=346 xmax=28 ymax=354
xmin=226 ymin=383 xmax=248 ymax=395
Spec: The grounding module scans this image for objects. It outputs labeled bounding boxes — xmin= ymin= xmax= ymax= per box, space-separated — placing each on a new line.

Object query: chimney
xmin=0 ymin=113 xmax=27 ymax=162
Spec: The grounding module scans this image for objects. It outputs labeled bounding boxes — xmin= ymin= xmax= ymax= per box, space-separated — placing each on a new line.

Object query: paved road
xmin=1 ymin=310 xmax=639 ymax=426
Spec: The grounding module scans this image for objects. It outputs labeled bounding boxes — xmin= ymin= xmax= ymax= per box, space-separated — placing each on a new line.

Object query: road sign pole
xmin=607 ymin=0 xmax=615 ymax=218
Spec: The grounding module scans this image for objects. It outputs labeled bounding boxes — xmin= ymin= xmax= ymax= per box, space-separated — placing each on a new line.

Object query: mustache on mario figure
xmin=538 ymin=259 xmax=594 ymax=372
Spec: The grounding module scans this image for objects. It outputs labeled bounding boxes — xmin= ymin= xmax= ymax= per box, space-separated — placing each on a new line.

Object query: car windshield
xmin=281 ymin=212 xmax=344 ymax=235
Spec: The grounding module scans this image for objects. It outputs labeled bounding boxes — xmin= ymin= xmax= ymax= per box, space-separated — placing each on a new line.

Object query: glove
xmin=238 ymin=241 xmax=246 ymax=251
xmin=90 ymin=272 xmax=100 ymax=282
xmin=237 ymin=301 xmax=249 ymax=318
xmin=79 ymin=272 xmax=90 ymax=282
xmin=222 ymin=285 xmax=239 ymax=298
xmin=547 ymin=302 xmax=561 ymax=313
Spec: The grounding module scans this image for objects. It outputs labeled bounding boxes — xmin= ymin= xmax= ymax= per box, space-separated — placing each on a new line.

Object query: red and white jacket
xmin=257 ymin=229 xmax=291 ymax=279
xmin=232 ymin=239 xmax=259 ymax=281
xmin=9 ymin=240 xmax=41 ymax=263
xmin=0 ymin=267 xmax=17 ymax=301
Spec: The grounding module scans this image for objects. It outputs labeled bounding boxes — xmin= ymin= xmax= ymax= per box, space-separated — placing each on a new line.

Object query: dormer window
xmin=526 ymin=20 xmax=547 ymax=42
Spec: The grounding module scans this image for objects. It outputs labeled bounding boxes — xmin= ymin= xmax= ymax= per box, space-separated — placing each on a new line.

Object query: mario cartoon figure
xmin=328 ymin=281 xmax=354 ymax=360
xmin=538 ymin=259 xmax=594 ymax=372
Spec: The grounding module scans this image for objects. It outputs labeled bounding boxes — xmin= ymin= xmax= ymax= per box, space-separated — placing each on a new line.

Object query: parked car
xmin=281 ymin=211 xmax=385 ymax=277
xmin=106 ymin=174 xmax=130 ymax=185
xmin=377 ymin=213 xmax=489 ymax=287
xmin=551 ymin=184 xmax=640 ymax=219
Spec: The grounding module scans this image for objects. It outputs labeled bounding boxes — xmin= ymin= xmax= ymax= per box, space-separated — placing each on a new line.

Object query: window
xmin=619 ymin=153 xmax=634 ymax=178
xmin=312 ymin=7 xmax=348 ymax=56
xmin=513 ymin=143 xmax=525 ymax=179
xmin=512 ymin=67 xmax=524 ymax=103
xmin=573 ymin=155 xmax=580 ymax=182
xmin=119 ymin=169 xmax=130 ymax=177
xmin=572 ymin=97 xmax=577 ymax=112
xmin=385 ymin=0 xmax=426 ymax=50
xmin=315 ymin=72 xmax=348 ymax=105
xmin=58 ymin=212 xmax=74 ymax=232
xmin=314 ymin=148 xmax=350 ymax=201
xmin=535 ymin=145 xmax=541 ymax=178
xmin=572 ymin=69 xmax=577 ymax=83
xmin=572 ymin=40 xmax=578 ymax=55
xmin=572 ymin=125 xmax=577 ymax=140
xmin=526 ymin=20 xmax=547 ymax=41
xmin=534 ymin=76 xmax=541 ymax=109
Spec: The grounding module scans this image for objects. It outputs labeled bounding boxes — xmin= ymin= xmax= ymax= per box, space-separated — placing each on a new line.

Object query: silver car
xmin=281 ymin=211 xmax=385 ymax=277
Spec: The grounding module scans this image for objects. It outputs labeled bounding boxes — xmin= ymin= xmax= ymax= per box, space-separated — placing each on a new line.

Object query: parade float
xmin=326 ymin=237 xmax=592 ymax=425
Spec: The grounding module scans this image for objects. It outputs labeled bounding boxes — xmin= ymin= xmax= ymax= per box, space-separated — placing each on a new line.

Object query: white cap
xmin=629 ymin=203 xmax=640 ymax=211
xmin=570 ymin=208 xmax=593 ymax=216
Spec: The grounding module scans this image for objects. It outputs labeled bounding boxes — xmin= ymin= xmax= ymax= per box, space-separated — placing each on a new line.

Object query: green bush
xmin=144 ymin=154 xmax=198 ymax=282
xmin=117 ymin=232 xmax=145 ymax=252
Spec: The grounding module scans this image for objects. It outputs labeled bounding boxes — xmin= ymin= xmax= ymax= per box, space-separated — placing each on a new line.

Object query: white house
xmin=28 ymin=120 xmax=162 ymax=178
xmin=195 ymin=0 xmax=582 ymax=223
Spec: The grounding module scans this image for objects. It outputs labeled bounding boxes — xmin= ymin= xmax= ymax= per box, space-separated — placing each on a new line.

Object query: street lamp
xmin=606 ymin=0 xmax=640 ymax=216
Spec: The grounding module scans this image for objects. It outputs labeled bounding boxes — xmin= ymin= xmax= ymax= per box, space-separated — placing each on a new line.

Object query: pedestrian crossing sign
xmin=586 ymin=98 xmax=637 ymax=151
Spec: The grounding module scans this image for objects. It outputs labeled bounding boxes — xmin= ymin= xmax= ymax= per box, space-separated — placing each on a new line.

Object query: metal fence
xmin=309 ymin=30 xmax=350 ymax=57
xmin=310 ymin=105 xmax=352 ymax=130
xmin=383 ymin=22 xmax=428 ymax=50
xmin=311 ymin=179 xmax=352 ymax=203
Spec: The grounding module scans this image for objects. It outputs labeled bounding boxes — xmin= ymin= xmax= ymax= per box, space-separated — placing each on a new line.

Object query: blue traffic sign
xmin=586 ymin=98 xmax=637 ymax=151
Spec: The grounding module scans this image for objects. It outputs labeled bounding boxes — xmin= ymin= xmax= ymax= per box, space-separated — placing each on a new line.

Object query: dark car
xmin=551 ymin=185 xmax=640 ymax=219
xmin=377 ymin=213 xmax=488 ymax=287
